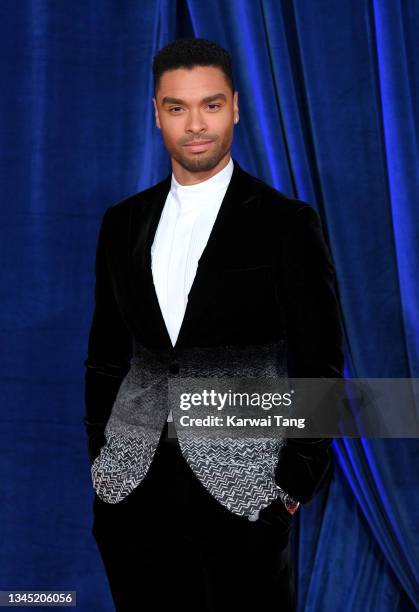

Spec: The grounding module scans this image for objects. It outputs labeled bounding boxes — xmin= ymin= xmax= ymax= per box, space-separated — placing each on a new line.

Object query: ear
xmin=152 ymin=97 xmax=161 ymax=129
xmin=234 ymin=91 xmax=239 ymax=124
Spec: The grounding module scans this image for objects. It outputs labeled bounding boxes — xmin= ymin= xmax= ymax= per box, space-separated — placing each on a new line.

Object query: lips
xmin=184 ymin=140 xmax=214 ymax=152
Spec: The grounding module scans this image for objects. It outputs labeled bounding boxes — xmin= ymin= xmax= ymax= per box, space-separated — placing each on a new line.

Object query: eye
xmin=168 ymin=103 xmax=222 ymax=113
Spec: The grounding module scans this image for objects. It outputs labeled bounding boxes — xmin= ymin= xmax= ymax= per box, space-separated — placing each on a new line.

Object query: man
xmin=84 ymin=37 xmax=343 ymax=612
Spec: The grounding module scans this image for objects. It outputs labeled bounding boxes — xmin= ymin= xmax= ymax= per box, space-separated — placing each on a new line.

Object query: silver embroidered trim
xmin=91 ymin=338 xmax=289 ymax=516
xmin=176 ymin=432 xmax=285 ymax=516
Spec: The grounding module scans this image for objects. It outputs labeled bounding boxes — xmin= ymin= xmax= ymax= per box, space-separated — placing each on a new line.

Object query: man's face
xmin=153 ymin=65 xmax=239 ymax=174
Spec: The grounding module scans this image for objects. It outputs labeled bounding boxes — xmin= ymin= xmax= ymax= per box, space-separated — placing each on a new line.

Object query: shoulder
xmin=240 ymin=165 xmax=318 ymax=225
xmin=101 ymin=172 xmax=170 ymax=226
xmin=104 ymin=186 xmax=153 ymax=219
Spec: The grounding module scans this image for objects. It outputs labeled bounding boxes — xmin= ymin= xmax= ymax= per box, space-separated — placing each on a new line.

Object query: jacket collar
xmin=130 ymin=157 xmax=259 ymax=352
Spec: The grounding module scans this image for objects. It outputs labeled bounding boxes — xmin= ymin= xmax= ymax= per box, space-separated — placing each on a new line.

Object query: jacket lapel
xmin=130 ymin=157 xmax=258 ymax=351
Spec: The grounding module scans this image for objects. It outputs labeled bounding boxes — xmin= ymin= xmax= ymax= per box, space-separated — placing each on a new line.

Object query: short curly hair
xmin=152 ymin=37 xmax=235 ymax=97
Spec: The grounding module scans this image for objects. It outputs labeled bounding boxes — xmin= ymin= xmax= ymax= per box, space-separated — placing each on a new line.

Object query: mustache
xmin=183 ymin=138 xmax=215 ymax=144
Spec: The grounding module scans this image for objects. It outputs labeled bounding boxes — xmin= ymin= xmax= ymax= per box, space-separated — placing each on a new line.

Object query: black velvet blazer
xmin=84 ymin=157 xmax=344 ymax=505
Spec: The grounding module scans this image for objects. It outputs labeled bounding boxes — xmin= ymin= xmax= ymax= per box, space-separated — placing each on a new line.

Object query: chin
xmin=177 ymin=151 xmax=221 ymax=173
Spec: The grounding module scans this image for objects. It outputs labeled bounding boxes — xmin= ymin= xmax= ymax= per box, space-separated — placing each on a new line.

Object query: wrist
xmin=277 ymin=486 xmax=300 ymax=515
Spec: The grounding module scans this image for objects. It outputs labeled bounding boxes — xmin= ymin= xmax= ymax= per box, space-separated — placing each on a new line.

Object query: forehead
xmin=157 ymin=65 xmax=229 ymax=101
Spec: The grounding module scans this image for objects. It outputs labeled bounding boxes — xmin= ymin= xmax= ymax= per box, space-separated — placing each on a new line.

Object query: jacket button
xmin=169 ymin=362 xmax=180 ymax=374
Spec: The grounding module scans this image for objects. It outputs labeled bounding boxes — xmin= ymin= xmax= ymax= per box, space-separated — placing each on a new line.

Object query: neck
xmin=171 ymin=152 xmax=231 ymax=186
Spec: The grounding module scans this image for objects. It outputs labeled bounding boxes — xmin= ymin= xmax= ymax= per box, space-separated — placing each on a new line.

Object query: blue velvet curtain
xmin=1 ymin=1 xmax=418 ymax=610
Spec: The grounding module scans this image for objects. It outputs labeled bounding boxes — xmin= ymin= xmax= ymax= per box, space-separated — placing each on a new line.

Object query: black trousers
xmin=92 ymin=422 xmax=297 ymax=612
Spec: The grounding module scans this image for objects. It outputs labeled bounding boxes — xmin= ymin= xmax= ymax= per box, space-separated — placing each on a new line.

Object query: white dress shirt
xmin=151 ymin=156 xmax=234 ymax=422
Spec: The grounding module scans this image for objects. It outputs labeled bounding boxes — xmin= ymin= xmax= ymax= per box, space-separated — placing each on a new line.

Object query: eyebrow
xmin=161 ymin=93 xmax=227 ymax=106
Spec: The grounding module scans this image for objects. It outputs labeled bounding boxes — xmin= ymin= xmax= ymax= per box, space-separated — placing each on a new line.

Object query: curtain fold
xmin=1 ymin=0 xmax=418 ymax=609
xmin=181 ymin=0 xmax=419 ymax=609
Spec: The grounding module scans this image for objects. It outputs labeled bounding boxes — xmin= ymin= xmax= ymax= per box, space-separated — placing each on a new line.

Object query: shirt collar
xmin=170 ymin=157 xmax=234 ymax=210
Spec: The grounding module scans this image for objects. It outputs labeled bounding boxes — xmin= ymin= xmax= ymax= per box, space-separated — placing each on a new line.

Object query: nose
xmin=185 ymin=109 xmax=208 ymax=134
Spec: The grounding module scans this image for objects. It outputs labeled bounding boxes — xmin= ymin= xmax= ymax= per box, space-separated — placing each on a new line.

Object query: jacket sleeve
xmin=274 ymin=204 xmax=344 ymax=504
xmin=83 ymin=207 xmax=133 ymax=465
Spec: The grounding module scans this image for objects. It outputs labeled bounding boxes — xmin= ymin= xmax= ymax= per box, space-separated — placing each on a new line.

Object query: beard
xmin=165 ymin=132 xmax=233 ymax=174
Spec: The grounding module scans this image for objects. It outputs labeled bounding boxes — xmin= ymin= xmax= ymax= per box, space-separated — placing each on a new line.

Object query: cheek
xmin=219 ymin=121 xmax=234 ymax=142
xmin=161 ymin=128 xmax=180 ymax=149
